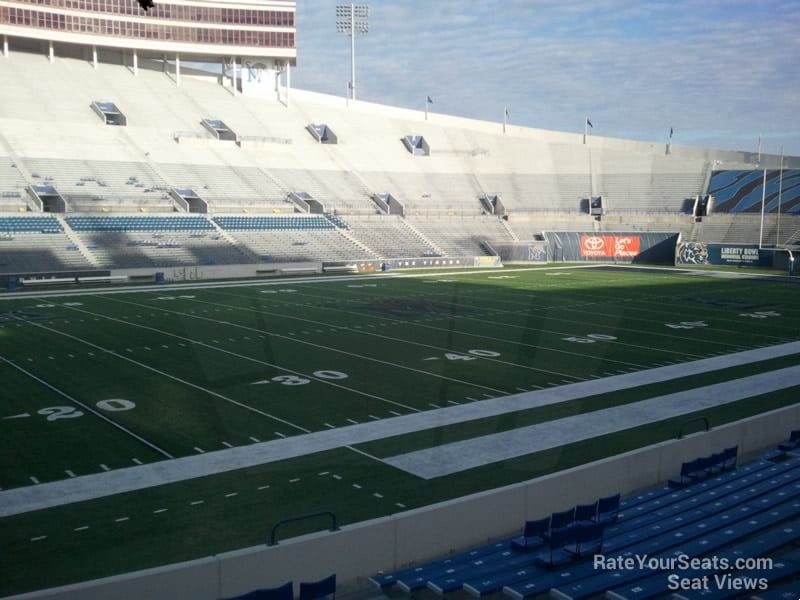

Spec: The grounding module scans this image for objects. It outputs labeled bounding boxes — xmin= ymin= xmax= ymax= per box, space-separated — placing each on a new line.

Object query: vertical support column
xmin=285 ymin=60 xmax=291 ymax=107
xmin=92 ymin=45 xmax=98 ymax=69
xmin=133 ymin=49 xmax=138 ymax=76
xmin=162 ymin=53 xmax=167 ymax=72
xmin=232 ymin=59 xmax=237 ymax=95
xmin=2 ymin=35 xmax=8 ymax=57
xmin=175 ymin=54 xmax=180 ymax=85
xmin=48 ymin=40 xmax=54 ymax=63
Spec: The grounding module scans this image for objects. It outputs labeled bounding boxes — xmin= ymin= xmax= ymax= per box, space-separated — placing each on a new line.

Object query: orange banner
xmin=580 ymin=235 xmax=640 ymax=258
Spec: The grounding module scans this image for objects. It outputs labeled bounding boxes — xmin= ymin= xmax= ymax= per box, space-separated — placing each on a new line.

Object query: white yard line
xmin=11 ymin=314 xmax=314 ymax=434
xmin=0 ymin=353 xmax=174 ymax=460
xmin=98 ymin=294 xmax=514 ymax=396
xmin=1 ymin=341 xmax=799 ymax=517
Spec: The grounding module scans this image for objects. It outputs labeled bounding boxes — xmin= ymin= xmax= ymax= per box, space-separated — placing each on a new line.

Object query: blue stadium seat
xmin=510 ymin=517 xmax=549 ymax=551
xmin=222 ymin=581 xmax=293 ymax=600
xmin=573 ymin=501 xmax=598 ymax=524
xmin=778 ymin=430 xmax=800 ymax=453
xmin=534 ymin=526 xmax=576 ymax=568
xmin=595 ymin=493 xmax=621 ymax=525
xmin=298 ymin=574 xmax=335 ymax=600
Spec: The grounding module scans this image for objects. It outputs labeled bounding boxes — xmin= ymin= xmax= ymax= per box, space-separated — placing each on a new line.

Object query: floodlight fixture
xmin=336 ymin=3 xmax=369 ymax=100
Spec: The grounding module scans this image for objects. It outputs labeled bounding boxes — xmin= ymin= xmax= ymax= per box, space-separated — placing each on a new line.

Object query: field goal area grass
xmin=1 ymin=264 xmax=799 ymax=595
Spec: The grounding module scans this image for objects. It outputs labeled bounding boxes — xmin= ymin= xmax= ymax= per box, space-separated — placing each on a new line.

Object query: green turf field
xmin=1 ymin=265 xmax=799 ymax=596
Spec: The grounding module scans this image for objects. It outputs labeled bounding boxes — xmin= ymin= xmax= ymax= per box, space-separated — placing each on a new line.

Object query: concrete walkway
xmin=1 ymin=341 xmax=799 ymax=517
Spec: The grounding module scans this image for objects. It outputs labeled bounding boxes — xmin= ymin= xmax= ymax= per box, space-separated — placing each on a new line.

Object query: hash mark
xmin=74 ymin=525 xmax=89 ymax=532
xmin=30 ymin=535 xmax=47 ymax=542
xmin=225 ymin=492 xmax=238 ymax=498
xmin=249 ymin=436 xmax=261 ymax=443
xmin=274 ymin=432 xmax=287 ymax=438
xmin=194 ymin=447 xmax=205 ymax=454
xmin=132 ymin=458 xmax=143 ymax=465
xmin=289 ymin=478 xmax=301 ymax=484
xmin=153 ymin=508 xmax=168 ymax=514
xmin=222 ymin=441 xmax=233 ymax=448
xmin=100 ymin=464 xmax=110 ymax=471
xmin=258 ymin=485 xmax=270 ymax=490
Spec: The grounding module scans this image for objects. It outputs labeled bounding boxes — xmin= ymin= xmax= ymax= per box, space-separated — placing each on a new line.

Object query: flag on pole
xmin=586 ymin=118 xmax=593 ymax=128
xmin=669 ymin=126 xmax=674 ymax=139
xmin=505 ymin=107 xmax=510 ymax=118
xmin=427 ymin=96 xmax=433 ymax=104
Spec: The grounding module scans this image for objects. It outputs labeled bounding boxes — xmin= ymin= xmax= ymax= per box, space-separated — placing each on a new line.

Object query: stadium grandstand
xmin=1 ymin=2 xmax=800 ymax=600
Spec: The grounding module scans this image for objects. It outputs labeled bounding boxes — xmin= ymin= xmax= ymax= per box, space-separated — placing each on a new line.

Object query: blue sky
xmin=291 ymin=0 xmax=800 ymax=156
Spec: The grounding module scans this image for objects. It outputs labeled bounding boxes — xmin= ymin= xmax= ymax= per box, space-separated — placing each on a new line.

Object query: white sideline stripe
xmin=384 ymin=365 xmax=800 ymax=479
xmin=2 ymin=342 xmax=800 ymax=517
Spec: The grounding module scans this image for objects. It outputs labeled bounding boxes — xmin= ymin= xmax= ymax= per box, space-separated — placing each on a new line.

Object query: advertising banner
xmin=545 ymin=232 xmax=678 ymax=264
xmin=675 ymin=243 xmax=773 ymax=267
xmin=579 ymin=235 xmax=641 ymax=258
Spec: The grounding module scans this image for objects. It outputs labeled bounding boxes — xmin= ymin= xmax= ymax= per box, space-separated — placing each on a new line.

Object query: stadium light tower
xmin=336 ymin=4 xmax=369 ymax=101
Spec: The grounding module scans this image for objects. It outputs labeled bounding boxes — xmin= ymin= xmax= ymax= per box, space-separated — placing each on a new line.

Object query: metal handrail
xmin=269 ymin=511 xmax=338 ymax=546
xmin=677 ymin=416 xmax=710 ymax=439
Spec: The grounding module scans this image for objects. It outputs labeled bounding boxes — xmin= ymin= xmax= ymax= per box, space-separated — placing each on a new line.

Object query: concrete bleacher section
xmin=360 ymin=171 xmax=486 ymax=214
xmin=0 ymin=215 xmax=93 ymax=273
xmin=267 ymin=168 xmax=375 ymax=213
xmin=0 ymin=48 xmax=798 ymax=277
xmin=214 ymin=214 xmax=377 ymax=263
xmin=21 ymin=158 xmax=173 ymax=212
xmin=407 ymin=215 xmax=514 ymax=256
xmin=158 ymin=163 xmax=291 ymax=213
xmin=477 ymin=173 xmax=589 ymax=213
xmin=64 ymin=215 xmax=248 ymax=268
xmin=344 ymin=215 xmax=441 ymax=258
xmin=0 ymin=155 xmax=30 ymax=212
xmin=595 ymin=171 xmax=707 ymax=213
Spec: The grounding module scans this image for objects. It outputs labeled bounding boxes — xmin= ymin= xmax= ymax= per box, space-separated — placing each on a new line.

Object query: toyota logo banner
xmin=580 ymin=235 xmax=640 ymax=258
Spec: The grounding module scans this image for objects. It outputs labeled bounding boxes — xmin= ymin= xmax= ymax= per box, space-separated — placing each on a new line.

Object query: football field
xmin=1 ymin=265 xmax=799 ymax=596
